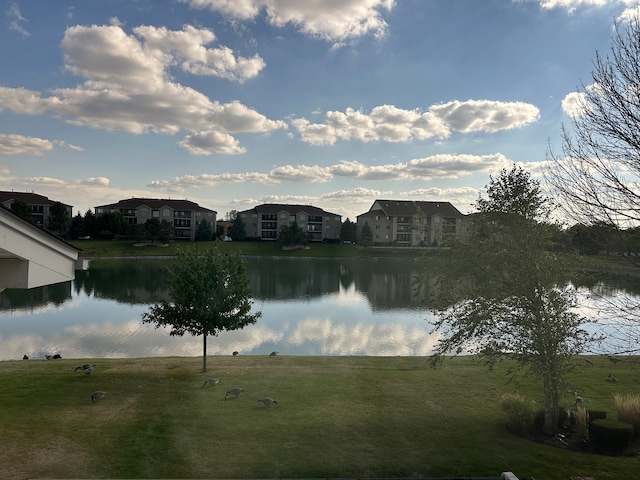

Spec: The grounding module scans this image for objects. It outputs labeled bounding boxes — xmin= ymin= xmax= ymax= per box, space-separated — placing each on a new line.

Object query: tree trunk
xmin=202 ymin=333 xmax=207 ymax=373
xmin=543 ymin=375 xmax=560 ymax=435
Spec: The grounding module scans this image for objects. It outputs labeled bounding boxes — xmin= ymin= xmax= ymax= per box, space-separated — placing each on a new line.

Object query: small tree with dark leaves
xmin=142 ymin=246 xmax=261 ymax=372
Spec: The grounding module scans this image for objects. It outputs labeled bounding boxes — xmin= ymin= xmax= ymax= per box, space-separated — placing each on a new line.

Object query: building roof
xmin=96 ymin=197 xmax=216 ymax=213
xmin=0 ymin=191 xmax=71 ymax=208
xmin=361 ymin=200 xmax=465 ymax=218
xmin=241 ymin=203 xmax=341 ymax=217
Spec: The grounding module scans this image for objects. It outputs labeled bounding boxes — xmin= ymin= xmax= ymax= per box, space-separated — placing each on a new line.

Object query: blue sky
xmin=0 ymin=0 xmax=635 ymax=221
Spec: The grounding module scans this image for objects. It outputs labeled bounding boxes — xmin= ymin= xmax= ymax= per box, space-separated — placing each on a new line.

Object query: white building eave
xmin=0 ymin=208 xmax=80 ymax=290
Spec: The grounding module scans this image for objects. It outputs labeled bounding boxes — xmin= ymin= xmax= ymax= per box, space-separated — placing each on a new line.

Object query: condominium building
xmin=356 ymin=199 xmax=467 ymax=246
xmin=95 ymin=198 xmax=216 ymax=241
xmin=238 ymin=204 xmax=342 ymax=242
xmin=0 ymin=191 xmax=73 ymax=231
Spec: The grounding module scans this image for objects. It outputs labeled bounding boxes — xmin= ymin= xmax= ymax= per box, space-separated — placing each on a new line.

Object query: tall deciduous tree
xmin=424 ymin=166 xmax=591 ymax=435
xmin=546 ymin=15 xmax=640 ymax=351
xmin=278 ymin=221 xmax=308 ymax=247
xmin=141 ymin=246 xmax=261 ymax=372
xmin=10 ymin=200 xmax=31 ymax=222
xmin=48 ymin=202 xmax=70 ymax=237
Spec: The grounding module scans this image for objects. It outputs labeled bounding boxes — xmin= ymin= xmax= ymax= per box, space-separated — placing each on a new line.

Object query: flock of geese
xmin=74 ymin=351 xmax=280 ymax=407
xmin=201 ymin=351 xmax=280 ymax=407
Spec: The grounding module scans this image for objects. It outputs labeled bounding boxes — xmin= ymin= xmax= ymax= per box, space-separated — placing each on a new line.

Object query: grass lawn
xmin=70 ymin=238 xmax=433 ymax=259
xmin=1 ymin=355 xmax=639 ymax=479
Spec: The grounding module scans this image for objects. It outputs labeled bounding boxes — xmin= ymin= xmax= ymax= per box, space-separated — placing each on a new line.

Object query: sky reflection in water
xmin=0 ymin=278 xmax=440 ymax=360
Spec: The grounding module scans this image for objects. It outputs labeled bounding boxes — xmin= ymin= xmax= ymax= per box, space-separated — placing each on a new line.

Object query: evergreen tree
xmin=340 ymin=218 xmax=357 ymax=243
xmin=70 ymin=213 xmax=86 ymax=239
xmin=195 ymin=218 xmax=214 ymax=241
xmin=359 ymin=221 xmax=373 ymax=246
xmin=228 ymin=214 xmax=246 ymax=240
xmin=48 ymin=202 xmax=70 ymax=237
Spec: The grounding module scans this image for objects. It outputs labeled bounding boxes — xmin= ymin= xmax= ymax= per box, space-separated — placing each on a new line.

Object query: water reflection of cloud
xmin=0 ymin=319 xmax=286 ymax=360
xmin=288 ymin=318 xmax=439 ymax=356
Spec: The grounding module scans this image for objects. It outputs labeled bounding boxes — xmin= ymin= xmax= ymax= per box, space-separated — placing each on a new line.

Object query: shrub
xmin=500 ymin=393 xmax=534 ymax=434
xmin=590 ymin=418 xmax=634 ymax=455
xmin=614 ymin=393 xmax=640 ymax=436
xmin=534 ymin=407 xmax=569 ymax=432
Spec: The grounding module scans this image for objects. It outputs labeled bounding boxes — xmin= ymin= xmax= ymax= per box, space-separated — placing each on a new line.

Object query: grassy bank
xmin=1 ymin=355 xmax=639 ymax=479
xmin=69 ymin=239 xmax=432 ymax=259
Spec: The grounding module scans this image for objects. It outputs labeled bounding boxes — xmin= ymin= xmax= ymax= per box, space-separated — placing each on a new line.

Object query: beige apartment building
xmin=95 ymin=198 xmax=216 ymax=241
xmin=0 ymin=191 xmax=73 ymax=231
xmin=238 ymin=204 xmax=342 ymax=242
xmin=356 ymin=199 xmax=467 ymax=247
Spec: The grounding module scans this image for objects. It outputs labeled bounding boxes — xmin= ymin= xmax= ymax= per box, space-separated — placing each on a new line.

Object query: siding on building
xmin=95 ymin=198 xmax=216 ymax=241
xmin=238 ymin=204 xmax=342 ymax=241
xmin=356 ymin=199 xmax=467 ymax=246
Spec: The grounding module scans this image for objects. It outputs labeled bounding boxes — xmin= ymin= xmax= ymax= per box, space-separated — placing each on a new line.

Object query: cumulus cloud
xmin=149 ymin=153 xmax=512 ymax=192
xmin=0 ymin=134 xmax=53 ymax=155
xmin=182 ymin=0 xmax=395 ymax=45
xmin=321 ymin=187 xmax=392 ymax=201
xmin=292 ymin=100 xmax=539 ymax=145
xmin=539 ymin=0 xmax=607 ymax=12
xmin=0 ymin=24 xmax=283 ymax=155
xmin=178 ymin=131 xmax=246 ymax=155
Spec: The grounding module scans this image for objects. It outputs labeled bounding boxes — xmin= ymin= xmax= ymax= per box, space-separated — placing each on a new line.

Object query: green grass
xmin=70 ymin=238 xmax=434 ymax=259
xmin=1 ymin=355 xmax=639 ymax=479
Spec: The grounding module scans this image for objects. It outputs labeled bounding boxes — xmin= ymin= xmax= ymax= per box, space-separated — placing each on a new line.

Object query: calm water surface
xmin=0 ymin=257 xmax=637 ymax=360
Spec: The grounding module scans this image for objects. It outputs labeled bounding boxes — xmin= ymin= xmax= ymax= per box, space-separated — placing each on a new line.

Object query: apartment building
xmin=238 ymin=204 xmax=342 ymax=242
xmin=0 ymin=191 xmax=73 ymax=231
xmin=356 ymin=199 xmax=467 ymax=246
xmin=95 ymin=198 xmax=216 ymax=241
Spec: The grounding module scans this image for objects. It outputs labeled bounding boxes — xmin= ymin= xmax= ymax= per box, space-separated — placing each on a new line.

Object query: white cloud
xmin=262 ymin=194 xmax=317 ymax=203
xmin=0 ymin=134 xmax=53 ymax=155
xmin=178 ymin=131 xmax=246 ymax=155
xmin=0 ymin=24 xmax=283 ymax=155
xmin=182 ymin=0 xmax=395 ymax=45
xmin=268 ymin=164 xmax=334 ymax=182
xmin=7 ymin=2 xmax=29 ymax=37
xmin=321 ymin=187 xmax=392 ymax=201
xmin=539 ymin=0 xmax=608 ymax=12
xmin=149 ymin=153 xmax=513 ymax=192
xmin=292 ymin=100 xmax=539 ymax=145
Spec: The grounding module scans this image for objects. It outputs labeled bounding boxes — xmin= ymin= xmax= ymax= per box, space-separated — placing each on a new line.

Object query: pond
xmin=0 ymin=257 xmax=638 ymax=360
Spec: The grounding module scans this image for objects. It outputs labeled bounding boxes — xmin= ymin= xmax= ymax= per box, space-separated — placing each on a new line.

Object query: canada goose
xmin=574 ymin=392 xmax=583 ymax=406
xmin=232 ymin=351 xmax=239 ymax=356
xmin=609 ymin=355 xmax=622 ymax=366
xmin=201 ymin=378 xmax=219 ymax=388
xmin=258 ymin=397 xmax=278 ymax=407
xmin=75 ymin=364 xmax=94 ymax=375
xmin=225 ymin=387 xmax=244 ymax=399
xmin=22 ymin=354 xmax=29 ymax=360
xmin=606 ymin=373 xmax=618 ymax=383
xmin=584 ymin=359 xmax=593 ymax=367
xmin=45 ymin=354 xmax=61 ymax=360
xmin=269 ymin=351 xmax=279 ymax=358
xmin=90 ymin=391 xmax=107 ymax=402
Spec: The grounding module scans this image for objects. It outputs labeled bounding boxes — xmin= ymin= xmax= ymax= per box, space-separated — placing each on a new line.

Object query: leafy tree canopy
xmin=424 ymin=165 xmax=591 ymax=435
xmin=141 ymin=246 xmax=261 ymax=372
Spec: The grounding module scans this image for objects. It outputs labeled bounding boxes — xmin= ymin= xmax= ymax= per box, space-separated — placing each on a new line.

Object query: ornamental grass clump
xmin=571 ymin=406 xmax=589 ymax=448
xmin=500 ymin=393 xmax=534 ymax=435
xmin=614 ymin=393 xmax=640 ymax=435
